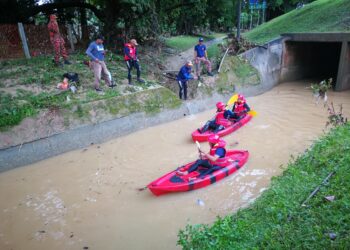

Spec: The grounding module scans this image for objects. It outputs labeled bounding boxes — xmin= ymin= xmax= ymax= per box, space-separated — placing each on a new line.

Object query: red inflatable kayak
xmin=192 ymin=114 xmax=252 ymax=142
xmin=147 ymin=150 xmax=249 ymax=196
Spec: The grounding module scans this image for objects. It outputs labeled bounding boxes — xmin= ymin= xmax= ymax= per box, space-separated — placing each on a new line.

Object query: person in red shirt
xmin=47 ymin=14 xmax=71 ymax=66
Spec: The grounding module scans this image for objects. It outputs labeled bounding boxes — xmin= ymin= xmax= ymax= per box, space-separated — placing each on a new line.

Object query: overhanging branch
xmin=26 ymin=2 xmax=104 ymax=21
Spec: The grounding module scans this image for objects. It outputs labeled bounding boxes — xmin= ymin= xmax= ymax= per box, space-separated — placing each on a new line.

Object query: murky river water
xmin=1 ymin=80 xmax=350 ymax=250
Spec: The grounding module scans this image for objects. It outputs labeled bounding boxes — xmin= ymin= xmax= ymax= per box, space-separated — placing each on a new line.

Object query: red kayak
xmin=192 ymin=114 xmax=252 ymax=142
xmin=147 ymin=150 xmax=249 ymax=196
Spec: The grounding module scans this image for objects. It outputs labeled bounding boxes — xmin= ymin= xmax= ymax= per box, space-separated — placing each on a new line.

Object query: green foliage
xmin=206 ymin=0 xmax=236 ymax=31
xmin=178 ymin=123 xmax=350 ymax=249
xmin=311 ymin=78 xmax=333 ymax=95
xmin=244 ymin=0 xmax=350 ymax=44
xmin=0 ymin=103 xmax=36 ymax=129
xmin=207 ymin=45 xmax=220 ymax=63
xmin=326 ymin=103 xmax=348 ymax=128
xmin=0 ymin=90 xmax=70 ymax=129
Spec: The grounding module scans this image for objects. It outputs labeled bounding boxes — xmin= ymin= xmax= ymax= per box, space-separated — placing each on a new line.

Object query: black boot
xmin=128 ymin=77 xmax=134 ymax=85
xmin=54 ymin=61 xmax=63 ymax=67
xmin=137 ymin=78 xmax=145 ymax=83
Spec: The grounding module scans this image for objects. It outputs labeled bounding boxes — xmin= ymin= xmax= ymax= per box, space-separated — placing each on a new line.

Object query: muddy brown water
xmin=1 ymin=80 xmax=350 ymax=250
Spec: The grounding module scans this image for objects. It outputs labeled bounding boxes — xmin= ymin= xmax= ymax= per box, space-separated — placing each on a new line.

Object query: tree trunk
xmin=236 ymin=0 xmax=241 ymax=39
xmin=80 ymin=7 xmax=89 ymax=46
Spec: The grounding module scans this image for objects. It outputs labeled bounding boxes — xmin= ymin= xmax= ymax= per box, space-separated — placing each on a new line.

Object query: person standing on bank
xmin=194 ymin=37 xmax=214 ymax=80
xmin=176 ymin=60 xmax=194 ymax=100
xmin=124 ymin=39 xmax=145 ymax=85
xmin=47 ymin=14 xmax=71 ymax=67
xmin=86 ymin=35 xmax=116 ymax=92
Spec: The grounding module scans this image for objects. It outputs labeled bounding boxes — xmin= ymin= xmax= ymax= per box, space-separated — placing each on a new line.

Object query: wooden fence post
xmin=17 ymin=22 xmax=31 ymax=59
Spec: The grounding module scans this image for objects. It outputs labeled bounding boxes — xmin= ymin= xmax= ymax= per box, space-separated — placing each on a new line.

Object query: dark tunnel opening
xmin=281 ymin=41 xmax=342 ymax=87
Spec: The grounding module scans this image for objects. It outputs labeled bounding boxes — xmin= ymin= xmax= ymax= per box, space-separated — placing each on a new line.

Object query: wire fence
xmin=0 ymin=24 xmax=69 ymax=60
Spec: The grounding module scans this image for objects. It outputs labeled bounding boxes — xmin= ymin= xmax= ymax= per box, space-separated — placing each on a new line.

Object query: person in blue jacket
xmin=86 ymin=35 xmax=116 ymax=91
xmin=176 ymin=60 xmax=194 ymax=100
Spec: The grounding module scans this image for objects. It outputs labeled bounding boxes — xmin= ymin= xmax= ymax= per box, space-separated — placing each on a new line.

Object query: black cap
xmin=96 ymin=35 xmax=104 ymax=40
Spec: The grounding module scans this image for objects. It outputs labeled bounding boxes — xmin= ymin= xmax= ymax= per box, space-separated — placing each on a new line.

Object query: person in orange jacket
xmin=124 ymin=39 xmax=145 ymax=85
xmin=224 ymin=94 xmax=250 ymax=121
xmin=177 ymin=134 xmax=228 ymax=179
xmin=198 ymin=102 xmax=226 ymax=133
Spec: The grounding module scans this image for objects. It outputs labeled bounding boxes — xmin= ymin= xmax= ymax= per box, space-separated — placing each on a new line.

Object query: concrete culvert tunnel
xmin=280 ymin=33 xmax=350 ymax=90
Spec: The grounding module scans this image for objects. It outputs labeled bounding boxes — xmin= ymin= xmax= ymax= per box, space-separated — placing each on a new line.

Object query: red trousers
xmin=51 ymin=38 xmax=68 ymax=63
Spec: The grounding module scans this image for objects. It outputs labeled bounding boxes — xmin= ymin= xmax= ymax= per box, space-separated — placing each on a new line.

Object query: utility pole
xmin=262 ymin=0 xmax=267 ymax=23
xmin=236 ymin=0 xmax=242 ymax=39
xmin=250 ymin=8 xmax=253 ymax=30
xmin=18 ymin=23 xmax=31 ymax=59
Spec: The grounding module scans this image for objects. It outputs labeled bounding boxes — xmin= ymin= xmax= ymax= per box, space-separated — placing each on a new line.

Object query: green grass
xmin=165 ymin=33 xmax=227 ymax=51
xmin=244 ymin=0 xmax=350 ymax=44
xmin=204 ymin=32 xmax=227 ymax=40
xmin=178 ymin=123 xmax=350 ymax=249
xmin=207 ymin=45 xmax=220 ymax=60
xmin=165 ymin=36 xmax=206 ymax=51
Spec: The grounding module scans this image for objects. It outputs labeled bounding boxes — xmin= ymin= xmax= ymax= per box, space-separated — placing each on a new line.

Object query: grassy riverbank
xmin=0 ymin=50 xmax=180 ymax=130
xmin=178 ymin=123 xmax=350 ymax=249
xmin=244 ymin=0 xmax=350 ymax=44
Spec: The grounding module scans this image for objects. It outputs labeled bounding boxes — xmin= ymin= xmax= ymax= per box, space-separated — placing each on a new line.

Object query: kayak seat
xmin=170 ymin=175 xmax=185 ymax=183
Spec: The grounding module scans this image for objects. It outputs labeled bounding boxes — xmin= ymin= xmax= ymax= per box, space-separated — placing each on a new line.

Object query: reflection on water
xmin=1 ymin=81 xmax=350 ymax=250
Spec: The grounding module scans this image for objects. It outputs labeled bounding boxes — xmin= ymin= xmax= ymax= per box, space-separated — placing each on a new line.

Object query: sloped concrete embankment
xmin=240 ymin=38 xmax=283 ymax=94
xmin=0 ymin=89 xmax=247 ymax=172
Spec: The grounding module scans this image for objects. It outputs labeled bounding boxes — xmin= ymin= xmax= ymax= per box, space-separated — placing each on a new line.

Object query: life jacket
xmin=215 ymin=110 xmax=227 ymax=126
xmin=209 ymin=140 xmax=230 ymax=167
xmin=124 ymin=43 xmax=136 ymax=61
xmin=234 ymin=101 xmax=247 ymax=116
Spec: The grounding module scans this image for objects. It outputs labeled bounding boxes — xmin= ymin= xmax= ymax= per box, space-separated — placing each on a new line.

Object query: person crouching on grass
xmin=176 ymin=60 xmax=194 ymax=100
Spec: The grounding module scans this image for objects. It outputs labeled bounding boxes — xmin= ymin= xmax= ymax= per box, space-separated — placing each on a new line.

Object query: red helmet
xmin=208 ymin=134 xmax=220 ymax=144
xmin=216 ymin=102 xmax=225 ymax=111
xmin=237 ymin=94 xmax=245 ymax=102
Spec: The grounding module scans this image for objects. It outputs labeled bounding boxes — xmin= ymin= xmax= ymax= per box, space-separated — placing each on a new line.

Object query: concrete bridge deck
xmin=280 ymin=33 xmax=350 ymax=90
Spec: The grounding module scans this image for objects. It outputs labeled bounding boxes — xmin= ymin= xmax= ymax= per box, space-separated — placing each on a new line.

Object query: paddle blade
xmin=137 ymin=186 xmax=148 ymax=191
xmin=195 ymin=141 xmax=201 ymax=150
xmin=248 ymin=110 xmax=258 ymax=117
xmin=227 ymin=94 xmax=238 ymax=106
